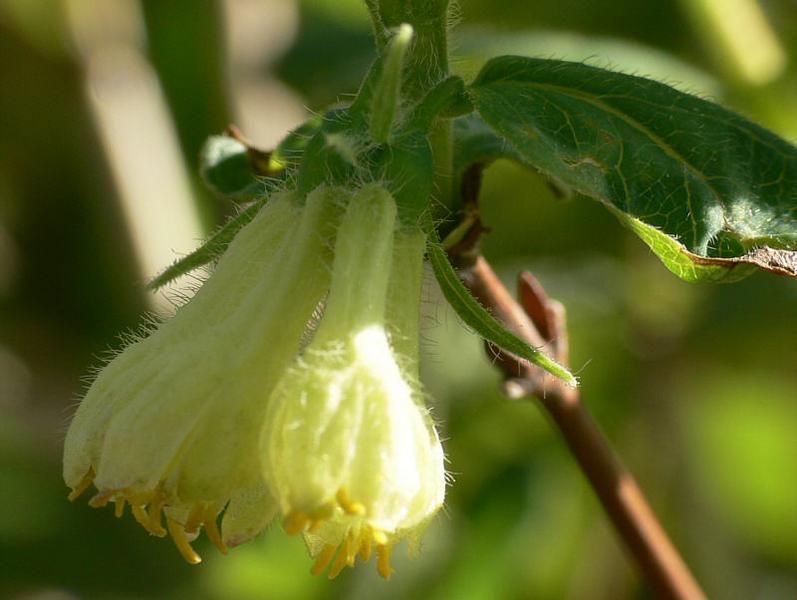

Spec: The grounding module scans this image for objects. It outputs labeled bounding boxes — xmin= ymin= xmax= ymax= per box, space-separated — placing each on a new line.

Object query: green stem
xmin=429 ymin=117 xmax=454 ymax=213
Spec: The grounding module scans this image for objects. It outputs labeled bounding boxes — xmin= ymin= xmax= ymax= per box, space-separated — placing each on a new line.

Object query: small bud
xmin=370 ymin=23 xmax=414 ymax=143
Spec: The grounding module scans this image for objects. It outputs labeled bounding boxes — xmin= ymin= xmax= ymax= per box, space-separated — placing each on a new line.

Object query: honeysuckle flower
xmin=63 ymin=186 xmax=342 ymax=563
xmin=261 ymin=185 xmax=446 ymax=579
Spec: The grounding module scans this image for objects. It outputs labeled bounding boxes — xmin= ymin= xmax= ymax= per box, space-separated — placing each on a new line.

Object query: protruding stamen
xmin=148 ymin=494 xmax=167 ymax=537
xmin=114 ymin=496 xmax=126 ymax=518
xmin=336 ymin=488 xmax=366 ymax=516
xmin=167 ymin=517 xmax=202 ymax=565
xmin=283 ymin=510 xmax=309 ymax=535
xmin=328 ymin=536 xmax=352 ymax=579
xmin=67 ymin=469 xmax=95 ymax=501
xmin=376 ymin=544 xmax=393 ymax=580
xmin=88 ymin=490 xmax=113 ymax=508
xmin=203 ymin=506 xmax=228 ymax=555
xmin=359 ymin=533 xmax=372 ymax=562
xmin=132 ymin=504 xmax=150 ymax=529
xmin=311 ymin=544 xmax=338 ymax=576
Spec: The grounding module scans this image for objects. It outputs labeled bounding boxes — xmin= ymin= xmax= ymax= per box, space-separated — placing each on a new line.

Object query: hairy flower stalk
xmin=261 ymin=185 xmax=446 ymax=579
xmin=63 ymin=187 xmax=342 ymax=562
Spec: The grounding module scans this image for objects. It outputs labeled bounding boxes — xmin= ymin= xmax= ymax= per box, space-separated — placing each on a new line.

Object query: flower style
xmin=260 ymin=185 xmax=446 ymax=579
xmin=63 ymin=186 xmax=342 ymax=562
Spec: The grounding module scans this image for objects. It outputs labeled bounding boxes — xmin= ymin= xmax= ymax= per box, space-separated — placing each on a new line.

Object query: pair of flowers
xmin=63 ymin=184 xmax=446 ymax=579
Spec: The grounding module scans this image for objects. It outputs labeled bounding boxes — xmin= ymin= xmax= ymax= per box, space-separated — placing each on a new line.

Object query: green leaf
xmin=469 ymin=56 xmax=797 ymax=281
xmin=148 ymin=201 xmax=263 ymax=290
xmin=409 ymin=76 xmax=472 ymax=133
xmin=453 ymin=113 xmax=521 ymax=181
xmin=427 ymin=235 xmax=577 ymax=387
xmin=271 ymin=115 xmax=323 ymax=168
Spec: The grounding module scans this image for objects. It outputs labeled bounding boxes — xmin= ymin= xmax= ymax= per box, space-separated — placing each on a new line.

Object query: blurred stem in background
xmin=678 ymin=0 xmax=797 ymax=137
xmin=64 ymin=0 xmax=207 ymax=311
xmin=139 ymin=0 xmax=232 ymax=227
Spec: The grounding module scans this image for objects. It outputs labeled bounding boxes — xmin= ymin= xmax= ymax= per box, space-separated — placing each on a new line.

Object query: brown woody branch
xmin=446 ymin=202 xmax=706 ymax=599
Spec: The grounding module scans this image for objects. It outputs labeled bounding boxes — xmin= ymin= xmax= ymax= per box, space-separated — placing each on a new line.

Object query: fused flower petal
xmin=261 ymin=185 xmax=446 ymax=579
xmin=64 ymin=187 xmax=342 ymax=561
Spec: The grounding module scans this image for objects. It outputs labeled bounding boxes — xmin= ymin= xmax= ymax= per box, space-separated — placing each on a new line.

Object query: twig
xmin=449 ymin=242 xmax=706 ymax=599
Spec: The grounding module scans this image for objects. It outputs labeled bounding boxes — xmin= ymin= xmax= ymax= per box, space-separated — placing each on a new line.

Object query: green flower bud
xmin=63 ymin=187 xmax=342 ymax=563
xmin=261 ymin=185 xmax=446 ymax=579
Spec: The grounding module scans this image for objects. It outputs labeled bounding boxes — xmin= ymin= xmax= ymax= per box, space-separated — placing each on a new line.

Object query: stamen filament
xmin=203 ymin=506 xmax=228 ymax=555
xmin=167 ymin=517 xmax=202 ymax=565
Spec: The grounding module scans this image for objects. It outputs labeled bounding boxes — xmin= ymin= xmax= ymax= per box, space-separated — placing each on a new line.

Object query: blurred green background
xmin=1 ymin=0 xmax=797 ymax=598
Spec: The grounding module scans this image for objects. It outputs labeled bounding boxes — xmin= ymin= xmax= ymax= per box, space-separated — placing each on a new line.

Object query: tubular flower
xmin=63 ymin=187 xmax=343 ymax=562
xmin=261 ymin=185 xmax=446 ymax=579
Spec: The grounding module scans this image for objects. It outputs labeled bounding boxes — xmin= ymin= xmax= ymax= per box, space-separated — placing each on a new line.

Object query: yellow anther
xmin=310 ymin=544 xmax=338 ymax=576
xmin=376 ymin=544 xmax=393 ymax=580
xmin=88 ymin=490 xmax=113 ymax=508
xmin=131 ymin=504 xmax=150 ymax=529
xmin=372 ymin=529 xmax=388 ymax=546
xmin=203 ymin=506 xmax=228 ymax=555
xmin=185 ymin=503 xmax=205 ymax=534
xmin=167 ymin=517 xmax=202 ymax=565
xmin=308 ymin=519 xmax=323 ymax=533
xmin=114 ymin=496 xmax=126 ymax=518
xmin=328 ymin=537 xmax=352 ymax=579
xmin=309 ymin=504 xmax=335 ymax=521
xmin=67 ymin=469 xmax=95 ymax=501
xmin=147 ymin=495 xmax=166 ymax=537
xmin=283 ymin=510 xmax=309 ymax=535
xmin=336 ymin=488 xmax=366 ymax=516
xmin=359 ymin=533 xmax=372 ymax=562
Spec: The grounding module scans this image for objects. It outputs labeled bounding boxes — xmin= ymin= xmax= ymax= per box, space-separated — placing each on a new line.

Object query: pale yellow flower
xmin=64 ymin=187 xmax=342 ymax=562
xmin=261 ymin=185 xmax=446 ymax=579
